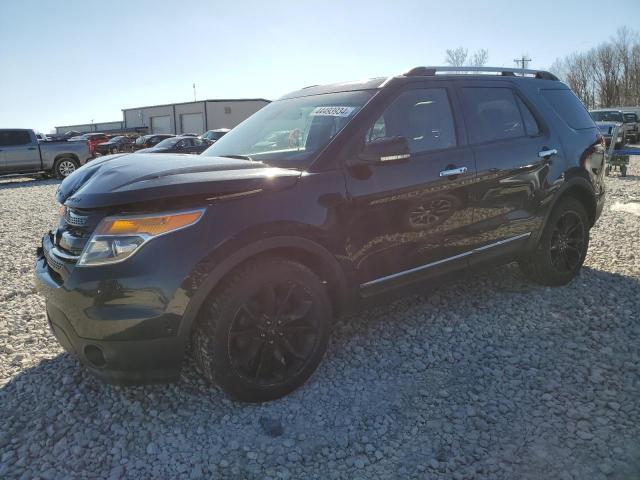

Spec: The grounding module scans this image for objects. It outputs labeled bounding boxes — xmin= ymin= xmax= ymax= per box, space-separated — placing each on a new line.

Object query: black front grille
xmin=64 ymin=209 xmax=89 ymax=226
xmin=57 ymin=208 xmax=105 ymax=255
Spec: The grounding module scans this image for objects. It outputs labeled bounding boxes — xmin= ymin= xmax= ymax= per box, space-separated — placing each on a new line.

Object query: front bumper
xmin=34 ymin=236 xmax=188 ymax=385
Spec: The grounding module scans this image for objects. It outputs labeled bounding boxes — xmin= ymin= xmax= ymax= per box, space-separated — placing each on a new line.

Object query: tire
xmin=621 ymin=165 xmax=627 ymax=177
xmin=111 ymin=147 xmax=118 ymax=154
xmin=605 ymin=165 xmax=611 ymax=176
xmin=192 ymin=257 xmax=332 ymax=402
xmin=519 ymin=197 xmax=590 ymax=286
xmin=53 ymin=157 xmax=78 ymax=179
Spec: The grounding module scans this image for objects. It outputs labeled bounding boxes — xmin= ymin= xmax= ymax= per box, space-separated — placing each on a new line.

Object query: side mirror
xmin=352 ymin=136 xmax=411 ymax=166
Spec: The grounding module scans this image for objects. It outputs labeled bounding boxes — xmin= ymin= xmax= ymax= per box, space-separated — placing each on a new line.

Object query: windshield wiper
xmin=218 ymin=154 xmax=254 ymax=161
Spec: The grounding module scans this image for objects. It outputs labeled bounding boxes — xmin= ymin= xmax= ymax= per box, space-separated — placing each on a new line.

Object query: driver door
xmin=342 ymin=83 xmax=477 ymax=292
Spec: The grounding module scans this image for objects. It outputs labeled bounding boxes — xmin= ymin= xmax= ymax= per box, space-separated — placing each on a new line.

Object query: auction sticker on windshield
xmin=311 ymin=106 xmax=356 ymax=117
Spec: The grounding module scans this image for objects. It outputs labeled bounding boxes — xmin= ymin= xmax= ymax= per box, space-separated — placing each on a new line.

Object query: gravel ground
xmin=1 ymin=157 xmax=639 ymax=480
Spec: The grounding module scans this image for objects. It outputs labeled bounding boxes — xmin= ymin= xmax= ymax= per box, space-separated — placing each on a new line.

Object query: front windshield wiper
xmin=218 ymin=154 xmax=254 ymax=161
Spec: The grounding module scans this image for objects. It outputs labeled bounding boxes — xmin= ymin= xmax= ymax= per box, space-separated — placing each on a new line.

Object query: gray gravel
xmin=1 ymin=157 xmax=639 ymax=480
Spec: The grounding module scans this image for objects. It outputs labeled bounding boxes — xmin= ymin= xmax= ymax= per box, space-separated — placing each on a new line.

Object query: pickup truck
xmin=0 ymin=129 xmax=92 ymax=178
xmin=623 ymin=112 xmax=638 ymax=144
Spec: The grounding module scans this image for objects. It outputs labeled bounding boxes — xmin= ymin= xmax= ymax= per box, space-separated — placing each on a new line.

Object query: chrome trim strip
xmin=360 ymin=232 xmax=531 ymax=288
xmin=473 ymin=232 xmax=531 ymax=252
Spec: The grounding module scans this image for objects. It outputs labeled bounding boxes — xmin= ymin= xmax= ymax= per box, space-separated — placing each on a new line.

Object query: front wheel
xmin=519 ymin=198 xmax=590 ymax=286
xmin=193 ymin=257 xmax=332 ymax=402
xmin=53 ymin=158 xmax=78 ymax=179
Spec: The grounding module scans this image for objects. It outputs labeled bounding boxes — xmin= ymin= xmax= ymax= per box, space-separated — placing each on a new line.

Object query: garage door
xmin=180 ymin=113 xmax=204 ymax=134
xmin=150 ymin=116 xmax=171 ymax=134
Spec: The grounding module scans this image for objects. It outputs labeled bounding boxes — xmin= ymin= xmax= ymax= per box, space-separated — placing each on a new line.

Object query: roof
xmin=122 ymin=98 xmax=270 ymax=111
xmin=280 ymin=78 xmax=387 ymax=100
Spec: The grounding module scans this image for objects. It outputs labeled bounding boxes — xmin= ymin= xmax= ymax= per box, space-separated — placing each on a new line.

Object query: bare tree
xmin=445 ymin=47 xmax=468 ymax=66
xmin=471 ymin=49 xmax=489 ymax=67
xmin=550 ymin=27 xmax=640 ymax=108
xmin=445 ymin=47 xmax=489 ymax=67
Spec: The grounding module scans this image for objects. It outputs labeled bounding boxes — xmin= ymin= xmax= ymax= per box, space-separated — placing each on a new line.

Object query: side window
xmin=365 ymin=88 xmax=456 ymax=154
xmin=516 ymin=96 xmax=540 ymax=136
xmin=461 ymin=87 xmax=524 ymax=144
xmin=0 ymin=130 xmax=31 ymax=146
xmin=541 ymin=89 xmax=594 ymax=130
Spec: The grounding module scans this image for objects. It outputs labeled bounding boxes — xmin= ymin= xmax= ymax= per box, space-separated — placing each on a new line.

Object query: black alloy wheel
xmin=228 ymin=282 xmax=321 ymax=386
xmin=549 ymin=211 xmax=586 ymax=274
xmin=519 ymin=197 xmax=589 ymax=286
xmin=193 ymin=257 xmax=331 ymax=402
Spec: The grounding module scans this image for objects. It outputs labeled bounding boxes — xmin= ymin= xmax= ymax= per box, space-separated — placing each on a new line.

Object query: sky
xmin=1 ymin=0 xmax=638 ymax=133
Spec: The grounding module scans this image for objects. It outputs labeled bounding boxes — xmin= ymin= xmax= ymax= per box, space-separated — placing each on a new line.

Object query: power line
xmin=513 ymin=55 xmax=532 ymax=69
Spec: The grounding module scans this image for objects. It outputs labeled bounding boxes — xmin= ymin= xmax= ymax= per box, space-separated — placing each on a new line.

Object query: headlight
xmin=77 ymin=209 xmax=204 ymax=266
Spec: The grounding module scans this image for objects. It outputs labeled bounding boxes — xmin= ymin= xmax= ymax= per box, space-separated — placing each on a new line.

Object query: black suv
xmin=36 ymin=67 xmax=606 ymax=402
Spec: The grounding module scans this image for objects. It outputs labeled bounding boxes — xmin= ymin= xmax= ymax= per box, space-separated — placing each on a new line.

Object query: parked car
xmin=94 ymin=136 xmax=134 ymax=156
xmin=200 ymin=128 xmax=230 ymax=143
xmin=67 ymin=133 xmax=110 ymax=157
xmin=48 ymin=130 xmax=82 ymax=141
xmin=589 ymin=110 xmax=628 ymax=147
xmin=0 ymin=128 xmax=91 ymax=178
xmin=623 ymin=111 xmax=638 ymax=143
xmin=135 ymin=136 xmax=209 ymax=154
xmin=181 ymin=133 xmax=198 ymax=137
xmin=132 ymin=134 xmax=175 ymax=151
xmin=36 ymin=66 xmax=606 ymax=402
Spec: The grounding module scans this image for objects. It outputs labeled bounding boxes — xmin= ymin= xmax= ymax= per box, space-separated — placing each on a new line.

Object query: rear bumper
xmin=34 ymin=250 xmax=185 ymax=385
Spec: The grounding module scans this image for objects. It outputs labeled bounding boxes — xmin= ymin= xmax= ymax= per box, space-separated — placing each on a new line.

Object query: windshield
xmin=154 ymin=138 xmax=179 ymax=148
xmin=204 ymin=131 xmax=226 ymax=141
xmin=109 ymin=136 xmax=123 ymax=142
xmin=202 ymin=90 xmax=375 ymax=167
xmin=590 ymin=111 xmax=623 ymax=122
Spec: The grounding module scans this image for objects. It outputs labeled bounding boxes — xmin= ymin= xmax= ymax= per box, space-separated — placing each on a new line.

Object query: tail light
xmin=87 ymin=140 xmax=94 ymax=154
xmin=596 ymin=134 xmax=606 ymax=148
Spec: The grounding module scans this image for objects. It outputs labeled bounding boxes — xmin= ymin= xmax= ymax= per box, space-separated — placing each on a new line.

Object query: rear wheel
xmin=519 ymin=198 xmax=590 ymax=286
xmin=193 ymin=257 xmax=332 ymax=402
xmin=53 ymin=158 xmax=78 ymax=179
xmin=621 ymin=164 xmax=627 ymax=177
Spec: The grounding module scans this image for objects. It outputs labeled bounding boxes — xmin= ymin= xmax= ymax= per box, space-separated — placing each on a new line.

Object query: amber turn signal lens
xmin=96 ymin=210 xmax=203 ymax=236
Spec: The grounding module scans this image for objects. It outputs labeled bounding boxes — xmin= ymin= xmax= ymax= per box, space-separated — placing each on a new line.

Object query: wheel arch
xmin=544 ymin=175 xmax=597 ymax=231
xmin=54 ymin=153 xmax=80 ymax=164
xmin=177 ymin=236 xmax=350 ymax=340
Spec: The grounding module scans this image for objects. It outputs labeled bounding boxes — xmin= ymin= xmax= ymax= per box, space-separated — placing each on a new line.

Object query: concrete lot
xmin=0 ymin=154 xmax=639 ymax=479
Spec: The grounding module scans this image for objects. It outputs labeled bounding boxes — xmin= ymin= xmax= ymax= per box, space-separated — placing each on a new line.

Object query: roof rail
xmin=404 ymin=66 xmax=559 ymax=81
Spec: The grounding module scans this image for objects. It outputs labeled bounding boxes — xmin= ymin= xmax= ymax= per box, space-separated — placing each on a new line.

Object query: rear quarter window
xmin=541 ymin=89 xmax=594 ymax=130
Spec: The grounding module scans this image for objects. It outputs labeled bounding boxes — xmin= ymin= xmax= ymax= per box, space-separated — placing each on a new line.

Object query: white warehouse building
xmin=55 ymin=98 xmax=270 ymax=135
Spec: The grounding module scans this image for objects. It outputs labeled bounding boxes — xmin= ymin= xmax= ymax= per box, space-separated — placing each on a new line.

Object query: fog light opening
xmin=84 ymin=345 xmax=106 ymax=368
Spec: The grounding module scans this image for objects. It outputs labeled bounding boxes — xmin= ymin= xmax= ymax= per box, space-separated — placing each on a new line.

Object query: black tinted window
xmin=516 ymin=96 xmax=540 ymax=136
xmin=0 ymin=130 xmax=32 ymax=146
xmin=462 ymin=87 xmax=524 ymax=143
xmin=366 ymin=88 xmax=456 ymax=154
xmin=542 ymin=89 xmax=594 ymax=129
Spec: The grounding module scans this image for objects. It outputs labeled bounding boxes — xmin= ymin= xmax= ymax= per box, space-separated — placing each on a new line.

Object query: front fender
xmin=176 ymin=235 xmax=349 ymax=341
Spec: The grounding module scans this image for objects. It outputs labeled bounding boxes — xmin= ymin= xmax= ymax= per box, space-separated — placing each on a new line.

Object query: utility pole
xmin=193 ymin=83 xmax=197 ymax=102
xmin=513 ymin=55 xmax=532 ymax=70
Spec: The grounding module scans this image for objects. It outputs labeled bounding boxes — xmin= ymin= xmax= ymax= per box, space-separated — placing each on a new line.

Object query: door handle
xmin=439 ymin=166 xmax=468 ymax=177
xmin=538 ymin=148 xmax=558 ymax=159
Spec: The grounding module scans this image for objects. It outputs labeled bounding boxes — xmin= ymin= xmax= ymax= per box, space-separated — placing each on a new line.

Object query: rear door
xmin=342 ymin=81 xmax=478 ymax=292
xmin=455 ymin=80 xmax=559 ymax=262
xmin=1 ymin=130 xmax=41 ymax=173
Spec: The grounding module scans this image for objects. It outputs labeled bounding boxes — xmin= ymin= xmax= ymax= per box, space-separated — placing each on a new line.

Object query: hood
xmin=57 ymin=153 xmax=302 ymax=209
